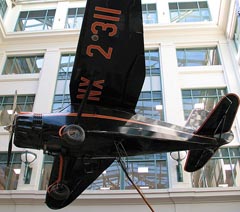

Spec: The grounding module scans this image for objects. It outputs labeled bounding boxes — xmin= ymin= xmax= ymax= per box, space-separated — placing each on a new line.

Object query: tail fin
xmin=184 ymin=93 xmax=239 ymax=172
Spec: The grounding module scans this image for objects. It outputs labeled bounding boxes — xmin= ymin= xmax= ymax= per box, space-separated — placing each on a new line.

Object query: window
xmin=15 ymin=10 xmax=56 ymax=31
xmin=142 ymin=3 xmax=158 ymax=24
xmin=145 ymin=50 xmax=161 ymax=76
xmin=182 ymin=88 xmax=227 ymax=120
xmin=192 ymin=147 xmax=240 ymax=187
xmin=234 ymin=17 xmax=240 ymax=50
xmin=176 ymin=47 xmax=221 ymax=66
xmin=39 ymin=154 xmax=54 ymax=190
xmin=40 ymin=153 xmax=168 ymax=190
xmin=0 ymin=95 xmax=35 ymax=126
xmin=52 ymin=54 xmax=74 ymax=112
xmin=0 ymin=152 xmax=22 ymax=190
xmin=2 ymin=55 xmax=44 ymax=75
xmin=89 ymin=154 xmax=168 ymax=190
xmin=65 ymin=8 xmax=85 ymax=29
xmin=0 ymin=0 xmax=7 ymax=19
xmin=169 ymin=1 xmax=211 ymax=23
xmin=136 ymin=91 xmax=164 ymax=120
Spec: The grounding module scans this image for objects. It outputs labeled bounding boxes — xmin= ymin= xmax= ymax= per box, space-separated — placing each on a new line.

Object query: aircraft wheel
xmin=62 ymin=124 xmax=85 ymax=145
xmin=48 ymin=183 xmax=70 ymax=201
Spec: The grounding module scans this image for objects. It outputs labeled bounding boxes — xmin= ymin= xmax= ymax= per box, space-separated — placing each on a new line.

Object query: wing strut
xmin=115 ymin=141 xmax=155 ymax=212
xmin=75 ymin=79 xmax=94 ymax=125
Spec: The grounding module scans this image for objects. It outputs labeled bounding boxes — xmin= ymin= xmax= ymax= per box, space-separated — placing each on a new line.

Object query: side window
xmin=0 ymin=153 xmax=22 ymax=190
xmin=181 ymin=88 xmax=227 ymax=120
xmin=2 ymin=55 xmax=44 ymax=75
xmin=0 ymin=95 xmax=35 ymax=126
xmin=15 ymin=10 xmax=56 ymax=31
xmin=176 ymin=47 xmax=221 ymax=67
xmin=169 ymin=1 xmax=211 ymax=23
xmin=142 ymin=3 xmax=158 ymax=24
xmin=65 ymin=8 xmax=85 ymax=29
xmin=0 ymin=0 xmax=8 ymax=19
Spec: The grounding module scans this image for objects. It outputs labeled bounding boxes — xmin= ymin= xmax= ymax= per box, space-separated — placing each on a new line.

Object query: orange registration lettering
xmin=76 ymin=77 xmax=105 ymax=101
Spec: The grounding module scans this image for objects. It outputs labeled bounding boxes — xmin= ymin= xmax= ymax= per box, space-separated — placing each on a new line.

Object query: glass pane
xmin=192 ymin=147 xmax=240 ymax=188
xmin=0 ymin=153 xmax=22 ymax=190
xmin=2 ymin=56 xmax=43 ymax=75
xmin=141 ymin=4 xmax=147 ymax=11
xmin=39 ymin=163 xmax=53 ymax=190
xmin=15 ymin=10 xmax=55 ymax=31
xmin=169 ymin=3 xmax=178 ymax=10
xmin=124 ymin=160 xmax=168 ymax=189
xmin=45 ymin=17 xmax=54 ymax=30
xmin=19 ymin=11 xmax=28 ymax=18
xmin=24 ymin=18 xmax=45 ymax=31
xmin=177 ymin=48 xmax=220 ymax=66
xmin=230 ymin=148 xmax=240 ymax=157
xmin=88 ymin=161 xmax=120 ymax=190
xmin=47 ymin=10 xmax=56 ymax=17
xmin=170 ymin=1 xmax=211 ymax=23
xmin=2 ymin=58 xmax=14 ymax=74
xmin=176 ymin=49 xmax=185 ymax=66
xmin=199 ymin=2 xmax=208 ymax=8
xmin=68 ymin=8 xmax=76 ymax=16
xmin=148 ymin=4 xmax=156 ymax=11
xmin=179 ymin=2 xmax=198 ymax=9
xmin=28 ymin=10 xmax=45 ymax=18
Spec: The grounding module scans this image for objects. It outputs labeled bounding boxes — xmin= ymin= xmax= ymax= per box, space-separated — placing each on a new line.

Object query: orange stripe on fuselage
xmin=49 ymin=113 xmax=142 ymax=125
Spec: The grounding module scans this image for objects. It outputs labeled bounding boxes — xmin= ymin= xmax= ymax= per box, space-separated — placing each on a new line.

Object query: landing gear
xmin=48 ymin=183 xmax=70 ymax=201
xmin=60 ymin=125 xmax=85 ymax=146
xmin=47 ymin=155 xmax=70 ymax=201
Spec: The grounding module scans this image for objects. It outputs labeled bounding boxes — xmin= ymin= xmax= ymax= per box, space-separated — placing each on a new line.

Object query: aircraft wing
xmin=46 ymin=156 xmax=114 ymax=209
xmin=70 ymin=0 xmax=145 ymax=112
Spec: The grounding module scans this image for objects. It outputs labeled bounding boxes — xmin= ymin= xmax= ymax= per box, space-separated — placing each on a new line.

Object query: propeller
xmin=3 ymin=90 xmax=18 ymax=166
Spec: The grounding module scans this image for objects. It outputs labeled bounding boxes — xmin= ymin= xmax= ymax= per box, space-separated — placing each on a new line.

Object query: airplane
xmin=3 ymin=0 xmax=239 ymax=210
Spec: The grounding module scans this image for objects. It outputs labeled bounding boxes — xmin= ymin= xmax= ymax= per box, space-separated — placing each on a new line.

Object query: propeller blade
xmin=4 ymin=91 xmax=18 ymax=167
xmin=10 ymin=90 xmax=17 ymax=124
xmin=7 ymin=131 xmax=14 ymax=166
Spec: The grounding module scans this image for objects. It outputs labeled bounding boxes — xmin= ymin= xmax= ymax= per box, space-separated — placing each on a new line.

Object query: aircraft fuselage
xmin=14 ymin=104 xmax=218 ymax=158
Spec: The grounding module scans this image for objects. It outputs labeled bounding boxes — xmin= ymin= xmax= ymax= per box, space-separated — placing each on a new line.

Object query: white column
xmin=33 ymin=48 xmax=61 ymax=113
xmin=52 ymin=2 xmax=69 ymax=30
xmin=160 ymin=42 xmax=184 ymax=125
xmin=160 ymin=42 xmax=192 ymax=188
xmin=0 ymin=51 xmax=5 ymax=74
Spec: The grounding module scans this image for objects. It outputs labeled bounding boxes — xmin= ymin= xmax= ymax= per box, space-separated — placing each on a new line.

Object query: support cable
xmin=115 ymin=141 xmax=155 ymax=212
xmin=117 ymin=158 xmax=155 ymax=212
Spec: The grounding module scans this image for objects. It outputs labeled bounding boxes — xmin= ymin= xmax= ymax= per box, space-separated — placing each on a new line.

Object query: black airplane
xmin=4 ymin=0 xmax=239 ymax=210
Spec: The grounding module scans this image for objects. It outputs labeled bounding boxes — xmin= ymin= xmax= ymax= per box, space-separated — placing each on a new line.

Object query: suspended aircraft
xmin=3 ymin=0 xmax=239 ymax=210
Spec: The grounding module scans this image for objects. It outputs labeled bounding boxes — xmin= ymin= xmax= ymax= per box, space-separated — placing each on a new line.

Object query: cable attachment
xmin=114 ymin=140 xmax=128 ymax=169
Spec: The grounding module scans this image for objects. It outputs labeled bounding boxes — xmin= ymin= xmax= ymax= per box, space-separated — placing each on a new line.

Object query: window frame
xmin=2 ymin=55 xmax=44 ymax=75
xmin=0 ymin=152 xmax=23 ymax=190
xmin=169 ymin=1 xmax=211 ymax=23
xmin=0 ymin=0 xmax=7 ymax=19
xmin=191 ymin=147 xmax=240 ymax=188
xmin=176 ymin=47 xmax=221 ymax=67
xmin=0 ymin=95 xmax=35 ymax=126
xmin=65 ymin=7 xmax=85 ymax=29
xmin=142 ymin=3 xmax=158 ymax=24
xmin=181 ymin=88 xmax=227 ymax=120
xmin=15 ymin=9 xmax=56 ymax=32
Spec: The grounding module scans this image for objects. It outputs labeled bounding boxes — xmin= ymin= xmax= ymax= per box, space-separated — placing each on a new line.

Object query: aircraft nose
xmin=14 ymin=113 xmax=43 ymax=149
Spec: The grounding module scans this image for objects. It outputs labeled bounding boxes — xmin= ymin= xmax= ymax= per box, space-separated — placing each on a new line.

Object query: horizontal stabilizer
xmin=185 ymin=93 xmax=239 ymax=172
